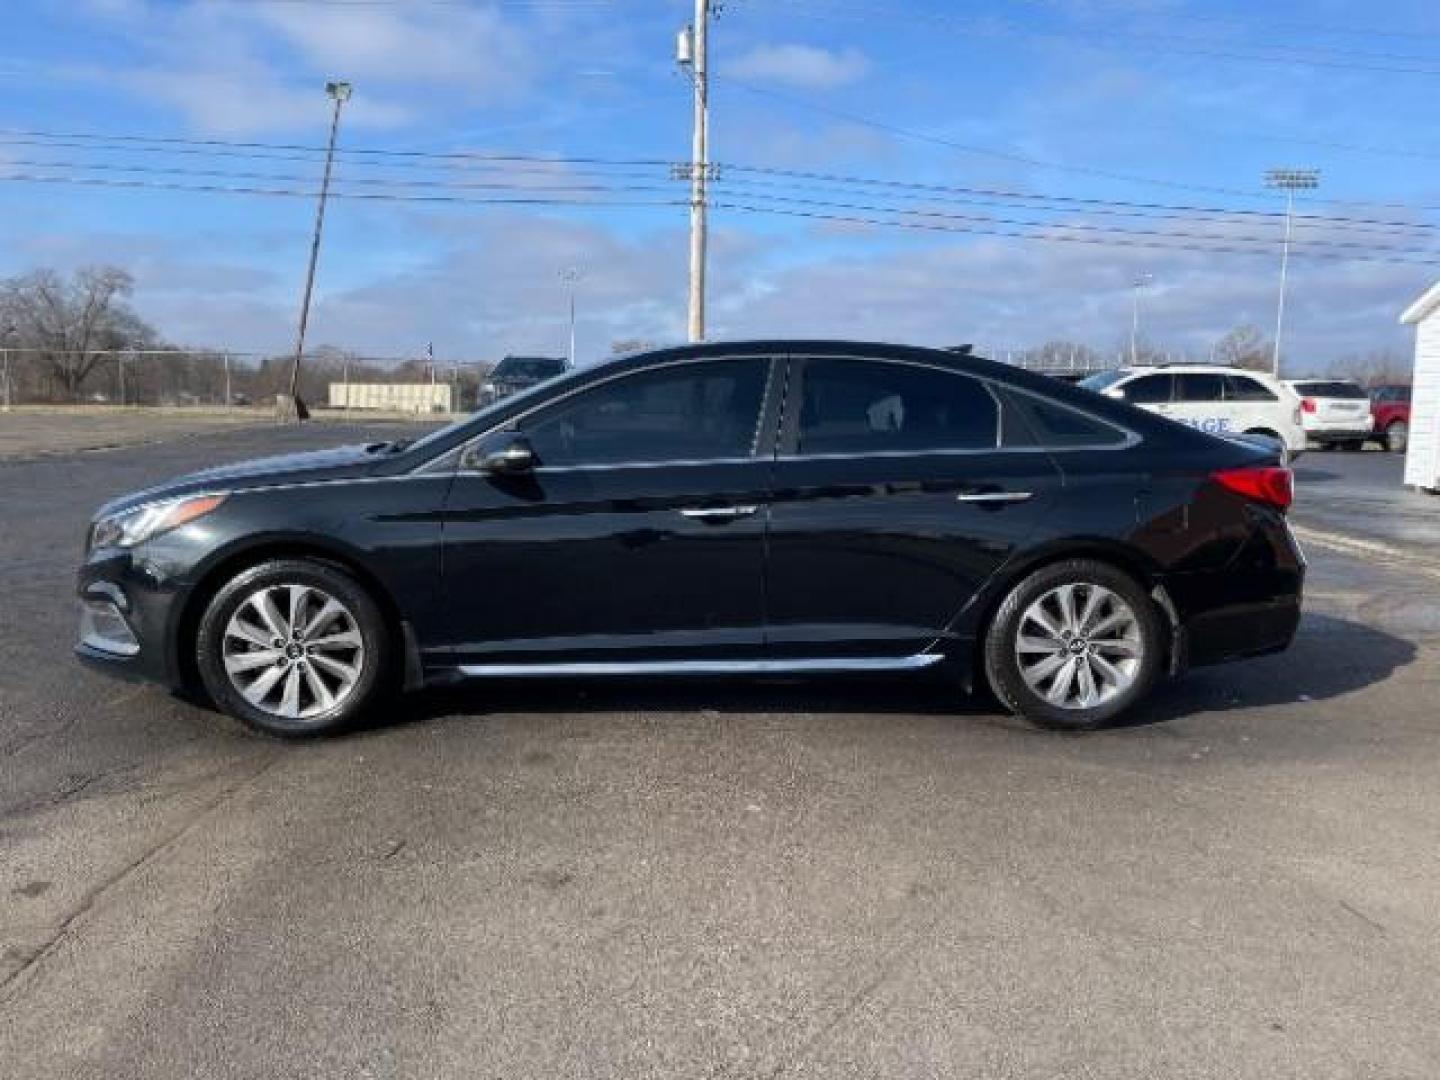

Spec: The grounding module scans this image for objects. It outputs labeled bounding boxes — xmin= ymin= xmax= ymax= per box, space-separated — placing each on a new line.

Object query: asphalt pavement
xmin=3 ymin=425 xmax=1439 ymax=1079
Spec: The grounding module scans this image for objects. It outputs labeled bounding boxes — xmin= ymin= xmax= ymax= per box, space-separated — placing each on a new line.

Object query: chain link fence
xmin=0 ymin=348 xmax=490 ymax=414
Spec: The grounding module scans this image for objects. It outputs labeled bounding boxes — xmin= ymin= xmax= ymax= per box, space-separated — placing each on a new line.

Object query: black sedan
xmin=76 ymin=341 xmax=1303 ymax=737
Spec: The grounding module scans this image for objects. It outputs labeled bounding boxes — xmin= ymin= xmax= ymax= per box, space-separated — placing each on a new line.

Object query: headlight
xmin=90 ymin=492 xmax=228 ymax=551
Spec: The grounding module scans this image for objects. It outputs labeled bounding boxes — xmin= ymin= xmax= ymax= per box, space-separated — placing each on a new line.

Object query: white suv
xmin=1079 ymin=365 xmax=1306 ymax=459
xmin=1284 ymin=379 xmax=1372 ymax=451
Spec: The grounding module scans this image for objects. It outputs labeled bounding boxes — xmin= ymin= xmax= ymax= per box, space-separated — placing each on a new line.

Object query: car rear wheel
xmin=983 ymin=559 xmax=1165 ymax=731
xmin=1386 ymin=421 xmax=1409 ymax=454
xmin=195 ymin=559 xmax=389 ymax=737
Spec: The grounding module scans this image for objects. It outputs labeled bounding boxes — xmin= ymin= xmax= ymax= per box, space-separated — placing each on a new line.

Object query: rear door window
xmin=1175 ymin=373 xmax=1225 ymax=403
xmin=794 ymin=357 xmax=999 ymax=455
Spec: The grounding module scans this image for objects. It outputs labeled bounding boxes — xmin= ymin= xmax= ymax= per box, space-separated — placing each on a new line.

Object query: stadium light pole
xmin=1129 ymin=273 xmax=1152 ymax=366
xmin=286 ymin=79 xmax=352 ymax=420
xmin=559 ymin=267 xmax=584 ymax=366
xmin=1265 ymin=168 xmax=1320 ymax=379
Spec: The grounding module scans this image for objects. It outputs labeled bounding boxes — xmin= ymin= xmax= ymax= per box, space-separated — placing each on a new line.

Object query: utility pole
xmin=1265 ymin=168 xmax=1319 ymax=379
xmin=677 ymin=1 xmax=711 ymax=342
xmin=222 ymin=351 xmax=231 ymax=407
xmin=286 ymin=80 xmax=352 ymax=420
xmin=1130 ymin=273 xmax=1152 ymax=365
xmin=1 ymin=323 xmax=16 ymax=412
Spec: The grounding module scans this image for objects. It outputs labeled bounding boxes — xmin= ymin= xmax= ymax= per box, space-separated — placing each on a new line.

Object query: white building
xmin=328 ymin=382 xmax=452 ymax=413
xmin=1400 ymin=281 xmax=1440 ymax=492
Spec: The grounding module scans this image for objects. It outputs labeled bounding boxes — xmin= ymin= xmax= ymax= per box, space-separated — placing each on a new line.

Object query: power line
xmin=8 ymin=152 xmax=1428 ymax=244
xmin=0 ymin=171 xmax=686 ymax=209
xmin=714 ymin=201 xmax=1440 ymax=268
xmin=4 ymin=169 xmax=1436 ymax=266
xmin=11 ymin=124 xmax=1440 ymax=218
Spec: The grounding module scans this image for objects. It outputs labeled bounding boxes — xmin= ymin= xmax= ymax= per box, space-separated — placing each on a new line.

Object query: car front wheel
xmin=983 ymin=559 xmax=1165 ymax=731
xmin=195 ymin=559 xmax=389 ymax=737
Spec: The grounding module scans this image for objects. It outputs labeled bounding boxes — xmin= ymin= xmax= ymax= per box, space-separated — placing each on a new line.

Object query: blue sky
xmin=2 ymin=0 xmax=1438 ymax=371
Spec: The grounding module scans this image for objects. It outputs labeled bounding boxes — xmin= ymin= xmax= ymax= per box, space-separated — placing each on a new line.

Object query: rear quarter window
xmin=1223 ymin=375 xmax=1278 ymax=402
xmin=1003 ymin=392 xmax=1129 ymax=448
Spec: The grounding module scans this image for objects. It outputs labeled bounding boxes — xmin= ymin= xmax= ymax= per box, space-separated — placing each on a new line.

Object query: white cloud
xmin=729 ymin=44 xmax=870 ymax=90
xmin=70 ymin=0 xmax=541 ymax=136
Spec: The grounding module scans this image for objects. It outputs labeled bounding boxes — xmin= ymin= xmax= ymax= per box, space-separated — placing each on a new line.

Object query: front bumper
xmin=75 ymin=549 xmax=189 ymax=688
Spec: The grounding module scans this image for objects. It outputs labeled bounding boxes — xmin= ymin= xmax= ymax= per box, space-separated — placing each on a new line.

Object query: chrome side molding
xmin=956 ymin=491 xmax=1033 ymax=504
xmin=455 ymin=654 xmax=944 ymax=678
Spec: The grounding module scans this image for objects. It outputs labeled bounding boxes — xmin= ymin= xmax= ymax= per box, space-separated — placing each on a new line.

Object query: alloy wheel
xmin=1014 ymin=582 xmax=1143 ymax=710
xmin=222 ymin=583 xmax=365 ymax=721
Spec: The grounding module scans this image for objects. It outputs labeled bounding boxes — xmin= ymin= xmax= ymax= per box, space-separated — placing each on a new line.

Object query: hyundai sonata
xmin=77 ymin=341 xmax=1303 ymax=736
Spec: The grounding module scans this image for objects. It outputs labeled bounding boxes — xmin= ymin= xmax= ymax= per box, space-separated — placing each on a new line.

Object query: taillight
xmin=1301 ymin=397 xmax=1317 ymax=413
xmin=1212 ymin=466 xmax=1293 ymax=510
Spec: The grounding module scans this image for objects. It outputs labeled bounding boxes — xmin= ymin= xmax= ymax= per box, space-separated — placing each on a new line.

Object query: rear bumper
xmin=1182 ymin=596 xmax=1302 ymax=666
xmin=1306 ymin=427 xmax=1373 ymax=443
xmin=1160 ymin=510 xmax=1305 ymax=669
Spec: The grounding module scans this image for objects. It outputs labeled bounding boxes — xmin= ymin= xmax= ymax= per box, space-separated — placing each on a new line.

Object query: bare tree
xmin=1326 ymin=348 xmax=1412 ymax=388
xmin=1212 ymin=325 xmax=1273 ymax=372
xmin=0 ymin=267 xmax=155 ymax=398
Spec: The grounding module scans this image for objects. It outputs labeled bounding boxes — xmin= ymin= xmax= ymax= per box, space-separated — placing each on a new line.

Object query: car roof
xmin=1110 ymin=364 xmax=1279 ymax=380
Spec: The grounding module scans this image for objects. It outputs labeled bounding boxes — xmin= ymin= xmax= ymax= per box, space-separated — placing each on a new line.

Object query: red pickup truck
xmin=1370 ymin=385 xmax=1411 ymax=453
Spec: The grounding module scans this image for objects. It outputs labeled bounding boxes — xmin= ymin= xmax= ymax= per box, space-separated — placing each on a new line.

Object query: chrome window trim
xmin=412 ymin=350 xmax=1141 ymax=476
xmin=421 ymin=354 xmax=775 ymax=477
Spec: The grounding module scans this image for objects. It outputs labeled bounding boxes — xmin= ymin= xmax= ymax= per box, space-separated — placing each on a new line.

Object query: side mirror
xmin=467 ymin=434 xmax=536 ymax=475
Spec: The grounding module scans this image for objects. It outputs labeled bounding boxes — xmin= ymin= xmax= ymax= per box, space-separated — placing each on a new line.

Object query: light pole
xmin=1 ymin=323 xmax=16 ymax=412
xmin=286 ymin=79 xmax=352 ymax=420
xmin=1265 ymin=168 xmax=1320 ymax=378
xmin=1130 ymin=273 xmax=1152 ymax=366
xmin=677 ymin=0 xmax=712 ymax=342
xmin=559 ymin=267 xmax=584 ymax=366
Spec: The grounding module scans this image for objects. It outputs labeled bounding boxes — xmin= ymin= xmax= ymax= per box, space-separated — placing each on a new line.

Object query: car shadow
xmin=360 ymin=611 xmax=1414 ymax=735
xmin=1116 ymin=611 xmax=1416 ymax=728
xmin=389 ymin=671 xmax=986 ymax=731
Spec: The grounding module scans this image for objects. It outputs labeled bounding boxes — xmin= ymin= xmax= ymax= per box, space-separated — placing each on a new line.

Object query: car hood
xmin=96 ymin=443 xmax=388 ymax=518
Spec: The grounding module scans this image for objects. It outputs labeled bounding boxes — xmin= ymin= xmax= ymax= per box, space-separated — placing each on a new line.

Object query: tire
xmin=983 ymin=559 xmax=1165 ymax=731
xmin=1386 ymin=421 xmax=1409 ymax=454
xmin=195 ymin=559 xmax=390 ymax=738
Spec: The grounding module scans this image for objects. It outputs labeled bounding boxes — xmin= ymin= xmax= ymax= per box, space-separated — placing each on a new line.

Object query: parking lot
xmin=3 ymin=423 xmax=1439 ymax=1078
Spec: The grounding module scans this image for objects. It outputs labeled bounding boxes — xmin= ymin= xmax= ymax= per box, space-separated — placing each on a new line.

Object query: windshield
xmin=1292 ymin=381 xmax=1367 ymax=399
xmin=398 ymin=368 xmax=579 ymax=458
xmin=1078 ymin=370 xmax=1127 ymax=392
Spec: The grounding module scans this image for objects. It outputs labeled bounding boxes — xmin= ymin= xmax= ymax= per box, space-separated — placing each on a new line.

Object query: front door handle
xmin=956 ymin=491 xmax=1033 ymax=505
xmin=679 ymin=505 xmax=760 ymax=522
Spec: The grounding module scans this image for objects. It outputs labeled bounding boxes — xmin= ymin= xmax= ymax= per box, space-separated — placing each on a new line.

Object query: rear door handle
xmin=679 ymin=505 xmax=760 ymax=521
xmin=956 ymin=491 xmax=1033 ymax=504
